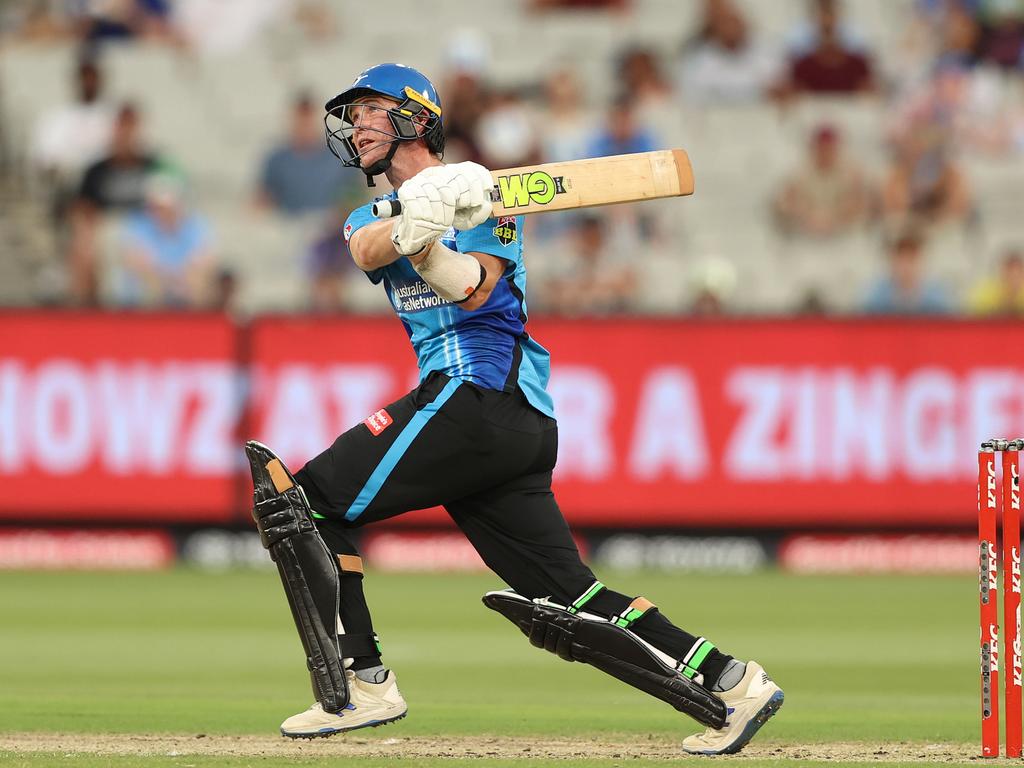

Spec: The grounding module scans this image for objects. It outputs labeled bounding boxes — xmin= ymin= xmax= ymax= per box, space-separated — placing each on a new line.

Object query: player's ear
xmin=411 ymin=108 xmax=431 ymax=136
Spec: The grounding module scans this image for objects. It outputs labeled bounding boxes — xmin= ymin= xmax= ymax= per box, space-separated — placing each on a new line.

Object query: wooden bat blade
xmin=489 ymin=149 xmax=694 ymax=216
xmin=372 ymin=149 xmax=694 ymax=219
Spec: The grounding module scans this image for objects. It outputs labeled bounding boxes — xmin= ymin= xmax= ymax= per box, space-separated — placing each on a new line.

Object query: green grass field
xmin=0 ymin=567 xmax=980 ymax=767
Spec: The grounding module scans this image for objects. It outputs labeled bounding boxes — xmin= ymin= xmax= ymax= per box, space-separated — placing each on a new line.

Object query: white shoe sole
xmin=683 ymin=689 xmax=785 ymax=755
xmin=281 ymin=708 xmax=408 ymax=739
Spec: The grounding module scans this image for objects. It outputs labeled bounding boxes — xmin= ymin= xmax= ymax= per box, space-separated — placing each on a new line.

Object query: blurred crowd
xmin=2 ymin=0 xmax=1023 ymax=317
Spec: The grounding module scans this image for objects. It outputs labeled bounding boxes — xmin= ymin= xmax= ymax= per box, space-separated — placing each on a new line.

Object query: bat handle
xmin=373 ymin=186 xmax=500 ymax=218
xmin=372 ymin=199 xmax=402 ymax=218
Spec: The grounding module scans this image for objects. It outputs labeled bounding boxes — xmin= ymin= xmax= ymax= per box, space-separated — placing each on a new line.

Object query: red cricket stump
xmin=980 ymin=447 xmax=1000 ymax=757
xmin=1004 ymin=446 xmax=1022 ymax=758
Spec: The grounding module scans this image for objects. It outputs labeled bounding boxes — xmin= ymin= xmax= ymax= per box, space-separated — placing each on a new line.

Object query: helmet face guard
xmin=324 ymin=81 xmax=444 ymax=183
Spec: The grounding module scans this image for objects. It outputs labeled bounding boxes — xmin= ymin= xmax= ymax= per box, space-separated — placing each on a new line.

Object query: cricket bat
xmin=371 ymin=149 xmax=693 ymax=219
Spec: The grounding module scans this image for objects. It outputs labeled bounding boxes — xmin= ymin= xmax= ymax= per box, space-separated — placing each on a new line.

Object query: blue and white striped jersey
xmin=344 ymin=195 xmax=555 ymax=418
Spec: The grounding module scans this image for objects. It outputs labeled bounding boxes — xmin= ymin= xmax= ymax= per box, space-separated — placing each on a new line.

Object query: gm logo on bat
xmin=496 ymin=171 xmax=567 ymax=208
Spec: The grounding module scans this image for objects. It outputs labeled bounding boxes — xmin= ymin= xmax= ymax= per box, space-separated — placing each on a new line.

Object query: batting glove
xmin=391 ymin=176 xmax=457 ymax=256
xmin=416 ymin=162 xmax=494 ymax=231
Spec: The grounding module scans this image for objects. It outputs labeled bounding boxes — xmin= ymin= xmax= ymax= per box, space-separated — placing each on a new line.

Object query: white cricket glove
xmin=391 ymin=175 xmax=457 ymax=256
xmin=416 ymin=162 xmax=494 ymax=230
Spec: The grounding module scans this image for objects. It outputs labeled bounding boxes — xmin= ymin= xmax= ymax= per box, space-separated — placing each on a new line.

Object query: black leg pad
xmin=246 ymin=440 xmax=349 ymax=714
xmin=483 ymin=590 xmax=727 ymax=728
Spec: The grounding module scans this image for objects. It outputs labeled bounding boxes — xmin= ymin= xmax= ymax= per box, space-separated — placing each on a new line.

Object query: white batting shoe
xmin=681 ymin=661 xmax=783 ymax=755
xmin=280 ymin=670 xmax=407 ymax=738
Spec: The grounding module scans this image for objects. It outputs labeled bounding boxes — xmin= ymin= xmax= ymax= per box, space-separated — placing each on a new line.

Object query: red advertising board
xmin=247 ymin=317 xmax=1024 ymax=528
xmin=535 ymin=319 xmax=1024 ymax=526
xmin=0 ymin=312 xmax=238 ymax=521
xmin=3 ymin=313 xmax=1022 ymax=527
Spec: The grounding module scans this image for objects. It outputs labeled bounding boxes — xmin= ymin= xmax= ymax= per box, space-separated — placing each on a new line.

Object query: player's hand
xmin=391 ymin=176 xmax=456 ymax=256
xmin=417 ymin=163 xmax=494 ymax=230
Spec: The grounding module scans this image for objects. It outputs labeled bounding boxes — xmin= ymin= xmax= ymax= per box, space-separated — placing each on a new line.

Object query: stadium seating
xmin=0 ymin=0 xmax=1021 ymax=314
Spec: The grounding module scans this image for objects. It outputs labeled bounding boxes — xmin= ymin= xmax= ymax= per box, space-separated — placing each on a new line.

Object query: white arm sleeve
xmin=411 ymin=240 xmax=486 ymax=304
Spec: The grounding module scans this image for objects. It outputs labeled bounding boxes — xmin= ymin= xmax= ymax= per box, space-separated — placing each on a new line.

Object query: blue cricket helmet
xmin=324 ymin=63 xmax=444 ymax=183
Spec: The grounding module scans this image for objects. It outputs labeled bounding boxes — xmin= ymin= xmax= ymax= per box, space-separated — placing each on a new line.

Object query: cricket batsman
xmin=245 ymin=62 xmax=783 ymax=755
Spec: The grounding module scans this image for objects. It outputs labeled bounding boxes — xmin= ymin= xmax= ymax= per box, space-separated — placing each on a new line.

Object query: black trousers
xmin=294 ymin=371 xmax=729 ymax=683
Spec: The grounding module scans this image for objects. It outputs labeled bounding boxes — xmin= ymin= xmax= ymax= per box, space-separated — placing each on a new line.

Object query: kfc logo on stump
xmin=364 ymin=408 xmax=393 ymax=436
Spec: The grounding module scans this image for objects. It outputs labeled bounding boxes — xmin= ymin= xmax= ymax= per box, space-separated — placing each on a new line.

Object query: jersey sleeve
xmin=456 ymin=215 xmax=524 ymax=267
xmin=344 ymin=201 xmax=386 ymax=284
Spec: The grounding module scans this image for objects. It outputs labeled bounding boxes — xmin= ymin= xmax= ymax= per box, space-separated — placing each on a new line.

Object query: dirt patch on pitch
xmin=0 ymin=733 xmax=981 ymax=762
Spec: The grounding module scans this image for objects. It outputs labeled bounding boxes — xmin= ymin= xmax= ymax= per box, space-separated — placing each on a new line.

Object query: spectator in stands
xmin=862 ymin=231 xmax=951 ymax=314
xmin=679 ymin=0 xmax=782 ymax=104
xmin=890 ymin=1 xmax=981 ymax=83
xmin=67 ymin=102 xmax=161 ymax=304
xmin=890 ymin=63 xmax=959 ymax=145
xmin=680 ymin=0 xmax=727 ymax=51
xmin=476 ymin=88 xmax=541 ymax=169
xmin=691 ymin=288 xmax=726 ymax=316
xmin=211 ymin=267 xmax=240 ymax=315
xmin=2 ymin=1 xmax=173 ymax=42
xmin=967 ymin=247 xmax=1024 ymax=316
xmin=796 ymin=288 xmax=830 ymax=315
xmin=531 ymin=68 xmax=590 ymax=245
xmin=305 ymin=207 xmax=358 ymax=312
xmin=616 ymin=47 xmax=675 ymax=142
xmin=75 ymin=103 xmax=160 ymax=213
xmin=894 ymin=62 xmax=1019 ymax=156
xmin=881 ymin=127 xmax=972 ymax=233
xmin=438 ymin=30 xmax=490 ymax=164
xmin=784 ymin=0 xmax=876 ymax=95
xmin=586 ymin=93 xmax=658 ymax=157
xmin=440 ymin=75 xmax=488 ymax=163
xmin=772 ymin=124 xmax=870 ymax=238
xmin=934 ymin=2 xmax=983 ymax=71
xmin=544 ymin=214 xmax=637 ymax=315
xmin=538 ymin=66 xmax=590 ymax=162
xmin=978 ymin=0 xmax=1024 ymax=70
xmin=256 ymin=93 xmax=356 ymax=217
xmin=914 ymin=0 xmax=983 ymax=28
xmin=785 ymin=0 xmax=869 ymax=58
xmin=31 ymin=56 xmax=114 ymax=219
xmin=115 ymin=171 xmax=214 ymax=308
xmin=5 ymin=1 xmax=68 ymax=40
xmin=689 ymin=256 xmax=737 ymax=316
xmin=584 ymin=96 xmax=660 ymax=244
xmin=77 ymin=0 xmax=179 ymax=46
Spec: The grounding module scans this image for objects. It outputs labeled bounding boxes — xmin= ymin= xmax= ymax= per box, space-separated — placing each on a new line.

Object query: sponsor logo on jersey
xmin=391 ymin=279 xmax=451 ymax=312
xmin=493 ymin=216 xmax=517 ymax=245
xmin=364 ymin=408 xmax=393 ymax=436
xmin=497 ymin=171 xmax=566 ymax=209
xmin=343 ymin=223 xmax=353 ymax=242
